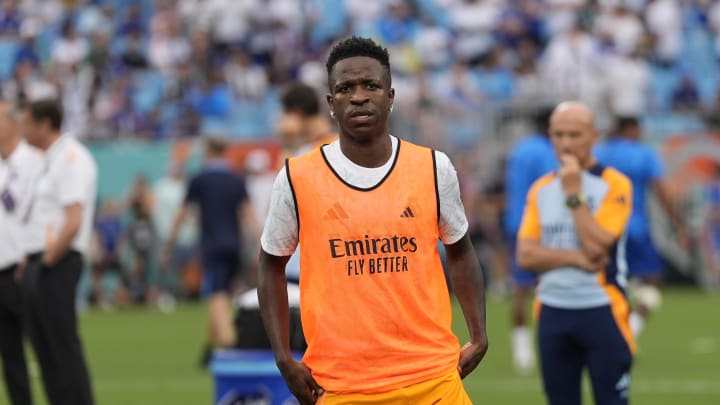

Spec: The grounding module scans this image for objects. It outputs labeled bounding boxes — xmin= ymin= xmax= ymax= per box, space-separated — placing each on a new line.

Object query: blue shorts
xmin=538 ymin=304 xmax=633 ymax=405
xmin=625 ymin=232 xmax=664 ymax=278
xmin=202 ymin=249 xmax=240 ymax=294
xmin=508 ymin=236 xmax=538 ymax=287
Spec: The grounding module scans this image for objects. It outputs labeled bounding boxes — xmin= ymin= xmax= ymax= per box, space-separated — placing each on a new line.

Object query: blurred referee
xmin=21 ymin=99 xmax=97 ymax=405
xmin=0 ymin=96 xmax=41 ymax=405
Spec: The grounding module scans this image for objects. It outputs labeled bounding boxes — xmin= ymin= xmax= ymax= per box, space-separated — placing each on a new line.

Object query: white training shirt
xmin=261 ymin=135 xmax=469 ymax=257
xmin=24 ymin=135 xmax=98 ymax=257
xmin=0 ymin=141 xmax=43 ymax=269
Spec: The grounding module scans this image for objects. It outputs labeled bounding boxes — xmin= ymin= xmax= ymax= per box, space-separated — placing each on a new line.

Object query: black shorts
xmin=202 ymin=249 xmax=240 ymax=294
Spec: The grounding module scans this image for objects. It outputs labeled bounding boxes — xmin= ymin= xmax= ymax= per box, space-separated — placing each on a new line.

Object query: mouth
xmin=348 ymin=110 xmax=374 ymax=124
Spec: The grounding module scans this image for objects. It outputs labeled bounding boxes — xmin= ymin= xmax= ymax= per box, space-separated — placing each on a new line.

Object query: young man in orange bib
xmin=258 ymin=36 xmax=489 ymax=404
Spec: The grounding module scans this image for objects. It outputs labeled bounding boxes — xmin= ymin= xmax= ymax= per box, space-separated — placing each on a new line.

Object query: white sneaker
xmin=512 ymin=327 xmax=535 ymax=375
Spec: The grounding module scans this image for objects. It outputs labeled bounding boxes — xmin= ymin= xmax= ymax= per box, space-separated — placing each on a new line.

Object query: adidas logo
xmin=400 ymin=207 xmax=415 ymax=218
xmin=322 ymin=203 xmax=349 ymax=220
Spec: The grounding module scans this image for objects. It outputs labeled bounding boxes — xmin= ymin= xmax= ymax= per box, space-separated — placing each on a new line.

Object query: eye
xmin=337 ymin=85 xmax=350 ymax=93
xmin=367 ymin=83 xmax=379 ymax=90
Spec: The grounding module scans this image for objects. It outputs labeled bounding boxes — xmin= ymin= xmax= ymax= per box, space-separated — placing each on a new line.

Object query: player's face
xmin=327 ymin=56 xmax=394 ymax=143
xmin=0 ymin=103 xmax=15 ymax=144
xmin=549 ymin=113 xmax=598 ymax=166
xmin=20 ymin=109 xmax=42 ymax=148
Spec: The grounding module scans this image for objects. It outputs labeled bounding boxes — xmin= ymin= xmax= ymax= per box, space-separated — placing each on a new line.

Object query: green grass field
xmin=2 ymin=288 xmax=719 ymax=404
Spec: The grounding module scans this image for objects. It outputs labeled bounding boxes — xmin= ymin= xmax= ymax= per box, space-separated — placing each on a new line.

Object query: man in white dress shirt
xmin=0 ymin=96 xmax=41 ymax=405
xmin=20 ymin=98 xmax=97 ymax=405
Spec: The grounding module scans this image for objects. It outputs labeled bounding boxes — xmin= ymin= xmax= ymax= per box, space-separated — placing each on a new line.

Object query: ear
xmin=326 ymin=93 xmax=334 ymax=112
xmin=388 ymin=87 xmax=395 ymax=103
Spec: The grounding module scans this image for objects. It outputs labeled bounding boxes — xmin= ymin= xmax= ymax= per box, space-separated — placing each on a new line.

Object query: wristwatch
xmin=565 ymin=194 xmax=585 ymax=209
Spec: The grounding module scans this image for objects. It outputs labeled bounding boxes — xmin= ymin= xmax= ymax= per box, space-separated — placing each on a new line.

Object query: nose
xmin=350 ymin=87 xmax=370 ymax=105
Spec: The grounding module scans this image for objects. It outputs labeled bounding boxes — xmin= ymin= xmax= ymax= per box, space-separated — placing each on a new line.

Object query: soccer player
xmin=0 ymin=96 xmax=41 ymax=405
xmin=517 ymin=101 xmax=634 ymax=405
xmin=164 ymin=136 xmax=260 ymax=365
xmin=595 ymin=116 xmax=689 ymax=339
xmin=504 ymin=108 xmax=557 ymax=374
xmin=258 ymin=37 xmax=488 ymax=404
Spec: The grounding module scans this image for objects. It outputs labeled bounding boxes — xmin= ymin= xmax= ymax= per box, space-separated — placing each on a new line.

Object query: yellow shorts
xmin=317 ymin=371 xmax=472 ymax=405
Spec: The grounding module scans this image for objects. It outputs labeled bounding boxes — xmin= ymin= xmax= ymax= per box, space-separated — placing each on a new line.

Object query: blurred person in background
xmin=504 ymin=107 xmax=557 ymax=375
xmin=90 ymin=198 xmax=128 ymax=308
xmin=153 ymin=162 xmax=197 ymax=307
xmin=21 ymin=98 xmax=97 ymax=405
xmin=595 ymin=116 xmax=690 ymax=340
xmin=277 ymin=82 xmax=337 ymax=283
xmin=278 ymin=81 xmax=336 ymax=159
xmin=163 ymin=136 xmax=260 ymax=367
xmin=0 ymin=94 xmax=41 ymax=405
xmin=517 ymin=101 xmax=634 ymax=405
xmin=126 ymin=175 xmax=158 ymax=305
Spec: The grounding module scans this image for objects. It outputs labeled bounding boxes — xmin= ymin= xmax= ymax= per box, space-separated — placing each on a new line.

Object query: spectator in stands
xmin=51 ymin=20 xmax=90 ymax=71
xmin=0 ymin=0 xmax=21 ymax=37
xmin=224 ymin=48 xmax=268 ymax=101
xmin=672 ymin=75 xmax=702 ymax=112
xmin=603 ymin=44 xmax=650 ymax=117
xmin=148 ymin=6 xmax=190 ymax=77
xmin=645 ymin=0 xmax=683 ymax=66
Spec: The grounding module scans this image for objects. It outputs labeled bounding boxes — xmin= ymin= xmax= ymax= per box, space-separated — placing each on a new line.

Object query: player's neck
xmin=0 ymin=136 xmax=20 ymax=160
xmin=339 ymin=133 xmax=392 ymax=168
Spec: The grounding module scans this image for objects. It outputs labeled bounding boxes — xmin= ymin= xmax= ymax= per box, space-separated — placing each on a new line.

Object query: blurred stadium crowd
xmin=2 ymin=0 xmax=720 ymax=142
xmin=3 ymin=0 xmax=720 ymax=307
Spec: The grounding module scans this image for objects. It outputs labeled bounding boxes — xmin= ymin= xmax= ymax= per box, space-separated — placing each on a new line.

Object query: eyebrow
xmin=334 ymin=78 xmax=381 ymax=88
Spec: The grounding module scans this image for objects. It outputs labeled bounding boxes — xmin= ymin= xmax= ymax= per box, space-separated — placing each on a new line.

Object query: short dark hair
xmin=615 ymin=116 xmax=640 ymax=133
xmin=28 ymin=99 xmax=63 ymax=130
xmin=326 ymin=36 xmax=391 ymax=84
xmin=280 ymin=82 xmax=320 ymax=116
xmin=205 ymin=136 xmax=228 ymax=156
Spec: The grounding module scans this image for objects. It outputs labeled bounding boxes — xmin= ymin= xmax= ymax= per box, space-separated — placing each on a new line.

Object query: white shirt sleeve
xmin=57 ymin=146 xmax=90 ymax=206
xmin=259 ymin=167 xmax=299 ymax=256
xmin=435 ymin=151 xmax=469 ymax=245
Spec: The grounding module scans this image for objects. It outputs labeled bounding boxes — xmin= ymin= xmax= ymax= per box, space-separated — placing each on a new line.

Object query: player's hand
xmin=575 ymin=251 xmax=609 ymax=273
xmin=278 ymin=359 xmax=323 ymax=404
xmin=14 ymin=257 xmax=27 ymax=283
xmin=558 ymin=154 xmax=582 ymax=196
xmin=458 ymin=335 xmax=489 ymax=379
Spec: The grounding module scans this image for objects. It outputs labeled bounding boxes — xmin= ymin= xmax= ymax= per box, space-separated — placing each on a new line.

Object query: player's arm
xmin=43 ymin=203 xmax=83 ymax=266
xmin=258 ymin=250 xmax=293 ymax=364
xmin=559 ymin=154 xmax=624 ymax=259
xmin=257 ymin=166 xmax=323 ymax=403
xmin=652 ymin=178 xmax=690 ymax=248
xmin=445 ymin=233 xmax=489 ymax=378
xmin=515 ymin=181 xmax=602 ymax=272
xmin=43 ymin=155 xmax=90 ymax=266
xmin=435 ymin=151 xmax=488 ymax=378
xmin=164 ymin=202 xmax=191 ymax=253
xmin=573 ymin=169 xmax=633 ymax=263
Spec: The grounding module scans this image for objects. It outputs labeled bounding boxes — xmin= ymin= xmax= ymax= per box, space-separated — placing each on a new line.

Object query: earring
xmin=389 ymin=105 xmax=394 ymax=112
xmin=330 ymin=111 xmax=335 ymax=118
